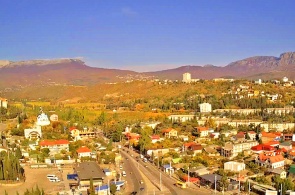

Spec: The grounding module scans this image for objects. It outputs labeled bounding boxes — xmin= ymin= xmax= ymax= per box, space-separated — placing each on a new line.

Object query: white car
xmin=49 ymin=177 xmax=60 ymax=182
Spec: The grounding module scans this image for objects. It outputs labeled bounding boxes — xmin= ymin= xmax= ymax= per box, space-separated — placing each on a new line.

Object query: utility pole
xmin=187 ymin=166 xmax=190 ymax=187
xmin=248 ymin=180 xmax=250 ymax=195
xmin=214 ymin=174 xmax=217 ymax=194
xmin=169 ymin=161 xmax=172 ymax=177
xmin=160 ymin=172 xmax=162 ymax=191
xmin=280 ymin=183 xmax=283 ymax=195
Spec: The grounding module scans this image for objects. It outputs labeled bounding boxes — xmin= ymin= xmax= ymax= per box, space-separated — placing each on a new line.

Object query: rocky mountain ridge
xmin=0 ymin=52 xmax=295 ymax=89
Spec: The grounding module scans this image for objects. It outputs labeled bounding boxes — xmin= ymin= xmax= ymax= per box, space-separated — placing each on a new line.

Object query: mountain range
xmin=0 ymin=52 xmax=295 ymax=89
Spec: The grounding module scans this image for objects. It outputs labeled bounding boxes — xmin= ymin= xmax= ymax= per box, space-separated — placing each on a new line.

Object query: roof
xmin=280 ymin=141 xmax=292 ymax=146
xmin=184 ymin=142 xmax=196 ymax=147
xmin=268 ymin=168 xmax=286 ymax=175
xmin=69 ymin=126 xmax=78 ymax=131
xmin=265 ymin=141 xmax=280 ymax=146
xmin=76 ymin=146 xmax=91 ymax=153
xmin=269 ymin=155 xmax=284 ymax=163
xmin=150 ymin=135 xmax=160 ymax=139
xmin=76 ymin=162 xmax=105 ymax=180
xmin=200 ymin=174 xmax=222 ymax=183
xmin=258 ymin=153 xmax=284 ymax=163
xmin=248 ymin=131 xmax=256 ymax=134
xmin=39 ymin=139 xmax=69 ymax=146
xmin=162 ymin=128 xmax=175 ymax=133
xmin=182 ymin=175 xmax=199 ymax=182
xmin=261 ymin=132 xmax=281 ymax=138
xmin=289 ymin=164 xmax=295 ymax=174
xmin=95 ymin=185 xmax=109 ymax=191
xmin=196 ymin=127 xmax=209 ymax=132
xmin=163 ymin=164 xmax=172 ymax=169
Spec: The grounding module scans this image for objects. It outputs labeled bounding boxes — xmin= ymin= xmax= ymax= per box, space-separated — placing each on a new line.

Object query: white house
xmin=224 ymin=161 xmax=245 ymax=172
xmin=76 ymin=146 xmax=92 ymax=158
xmin=24 ymin=126 xmax=42 ymax=140
xmin=39 ymin=139 xmax=69 ymax=154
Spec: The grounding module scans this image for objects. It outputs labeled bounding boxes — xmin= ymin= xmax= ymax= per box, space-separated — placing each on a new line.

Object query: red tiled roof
xmin=40 ymin=139 xmax=69 ymax=146
xmin=69 ymin=126 xmax=78 ymax=131
xmin=197 ymin=127 xmax=209 ymax=132
xmin=251 ymin=144 xmax=275 ymax=151
xmin=265 ymin=141 xmax=280 ymax=146
xmin=76 ymin=146 xmax=91 ymax=153
xmin=162 ymin=128 xmax=174 ymax=133
xmin=150 ymin=135 xmax=160 ymax=139
xmin=184 ymin=142 xmax=195 ymax=147
xmin=182 ymin=175 xmax=199 ymax=182
xmin=248 ymin=131 xmax=256 ymax=134
xmin=269 ymin=155 xmax=284 ymax=163
xmin=261 ymin=132 xmax=280 ymax=138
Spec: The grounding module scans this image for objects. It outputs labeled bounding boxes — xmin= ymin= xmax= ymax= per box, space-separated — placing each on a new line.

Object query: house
xmin=251 ymin=144 xmax=275 ymax=154
xmin=266 ymin=168 xmax=286 ymax=179
xmin=199 ymin=174 xmax=222 ymax=190
xmin=179 ymin=135 xmax=189 ymax=142
xmin=235 ymin=132 xmax=246 ymax=141
xmin=162 ymin=164 xmax=174 ymax=174
xmin=75 ymin=162 xmax=104 ymax=191
xmin=162 ymin=128 xmax=178 ymax=138
xmin=224 ymin=161 xmax=245 ymax=172
xmin=283 ymin=134 xmax=293 ymax=141
xmin=247 ymin=131 xmax=257 ymax=140
xmin=210 ymin=132 xmax=220 ymax=139
xmin=221 ymin=141 xmax=258 ymax=158
xmin=150 ymin=135 xmax=161 ymax=143
xmin=39 ymin=139 xmax=69 ymax=154
xmin=77 ymin=146 xmax=92 ymax=159
xmin=196 ymin=127 xmax=209 ymax=138
xmin=126 ymin=132 xmax=140 ymax=142
xmin=184 ymin=142 xmax=202 ymax=155
xmin=190 ymin=166 xmax=210 ymax=176
xmin=24 ymin=126 xmax=42 ymax=140
xmin=203 ymin=146 xmax=220 ymax=157
xmin=260 ymin=132 xmax=281 ymax=144
xmin=279 ymin=141 xmax=292 ymax=151
xmin=255 ymin=153 xmax=285 ymax=169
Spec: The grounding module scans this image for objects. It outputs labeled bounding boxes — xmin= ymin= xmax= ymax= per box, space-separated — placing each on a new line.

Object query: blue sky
xmin=0 ymin=0 xmax=295 ymax=72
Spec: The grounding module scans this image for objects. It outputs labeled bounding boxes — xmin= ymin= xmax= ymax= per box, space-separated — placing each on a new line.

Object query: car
xmin=126 ymin=158 xmax=129 ymax=160
xmin=119 ymin=165 xmax=123 ymax=170
xmin=140 ymin=187 xmax=144 ymax=191
xmin=47 ymin=174 xmax=57 ymax=179
xmin=49 ymin=177 xmax=60 ymax=182
xmin=139 ymin=180 xmax=144 ymax=184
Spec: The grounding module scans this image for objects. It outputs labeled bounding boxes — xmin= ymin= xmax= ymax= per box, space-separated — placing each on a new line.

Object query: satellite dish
xmin=36 ymin=112 xmax=50 ymax=126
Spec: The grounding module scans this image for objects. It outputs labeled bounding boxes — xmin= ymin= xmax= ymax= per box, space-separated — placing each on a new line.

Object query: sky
xmin=0 ymin=0 xmax=295 ymax=72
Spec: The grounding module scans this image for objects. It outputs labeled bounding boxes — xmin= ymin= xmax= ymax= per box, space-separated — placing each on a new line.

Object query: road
xmin=121 ymin=150 xmax=146 ymax=195
xmin=123 ymin=147 xmax=215 ymax=195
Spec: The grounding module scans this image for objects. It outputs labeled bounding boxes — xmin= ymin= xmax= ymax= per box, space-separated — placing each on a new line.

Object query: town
xmin=1 ymin=74 xmax=295 ymax=195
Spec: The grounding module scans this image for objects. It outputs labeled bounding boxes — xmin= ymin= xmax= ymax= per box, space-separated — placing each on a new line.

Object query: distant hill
xmin=0 ymin=59 xmax=136 ymax=88
xmin=0 ymin=52 xmax=295 ymax=89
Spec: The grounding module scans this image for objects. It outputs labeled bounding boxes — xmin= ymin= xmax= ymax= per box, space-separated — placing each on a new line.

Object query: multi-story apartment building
xmin=221 ymin=140 xmax=258 ymax=159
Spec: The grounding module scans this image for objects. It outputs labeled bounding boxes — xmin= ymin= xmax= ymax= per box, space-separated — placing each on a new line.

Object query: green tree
xmin=110 ymin=183 xmax=117 ymax=194
xmin=138 ymin=127 xmax=152 ymax=153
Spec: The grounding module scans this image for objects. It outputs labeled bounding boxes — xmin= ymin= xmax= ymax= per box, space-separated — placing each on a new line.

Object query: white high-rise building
xmin=199 ymin=103 xmax=212 ymax=113
xmin=182 ymin=72 xmax=191 ymax=83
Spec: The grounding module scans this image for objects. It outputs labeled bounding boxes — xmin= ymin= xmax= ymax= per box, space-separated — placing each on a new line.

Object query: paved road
xmin=124 ymin=147 xmax=215 ymax=195
xmin=121 ymin=151 xmax=146 ymax=195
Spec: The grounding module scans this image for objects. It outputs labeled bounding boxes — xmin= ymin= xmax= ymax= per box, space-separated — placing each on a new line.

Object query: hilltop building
xmin=0 ymin=97 xmax=8 ymax=109
xmin=182 ymin=72 xmax=199 ymax=83
xmin=199 ymin=103 xmax=212 ymax=113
